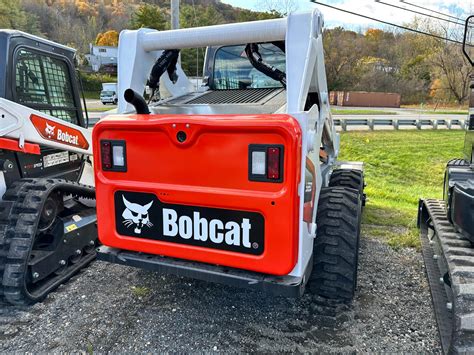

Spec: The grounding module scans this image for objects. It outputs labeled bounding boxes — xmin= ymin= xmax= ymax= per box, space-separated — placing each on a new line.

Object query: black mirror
xmin=463 ymin=15 xmax=474 ymax=66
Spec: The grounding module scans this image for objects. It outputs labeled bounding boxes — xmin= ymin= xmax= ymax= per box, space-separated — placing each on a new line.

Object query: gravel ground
xmin=0 ymin=236 xmax=441 ymax=352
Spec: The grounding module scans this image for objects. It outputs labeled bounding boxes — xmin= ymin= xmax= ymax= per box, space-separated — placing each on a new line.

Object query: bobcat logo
xmin=121 ymin=196 xmax=154 ymax=234
xmin=45 ymin=122 xmax=55 ymax=138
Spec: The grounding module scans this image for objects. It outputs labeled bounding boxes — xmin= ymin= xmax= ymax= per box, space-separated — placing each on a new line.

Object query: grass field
xmin=331 ymin=109 xmax=397 ymax=115
xmin=339 ymin=130 xmax=465 ymax=250
xmin=420 ymin=110 xmax=468 ymax=115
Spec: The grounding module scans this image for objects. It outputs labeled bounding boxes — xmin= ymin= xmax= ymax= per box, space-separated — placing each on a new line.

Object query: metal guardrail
xmin=333 ymin=117 xmax=467 ymax=131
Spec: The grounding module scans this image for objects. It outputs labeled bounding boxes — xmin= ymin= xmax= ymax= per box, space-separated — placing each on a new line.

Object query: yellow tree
xmin=95 ymin=30 xmax=119 ymax=47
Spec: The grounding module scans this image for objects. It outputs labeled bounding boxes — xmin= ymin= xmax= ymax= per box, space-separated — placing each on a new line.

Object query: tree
xmin=0 ymin=0 xmax=39 ymax=33
xmin=95 ymin=30 xmax=119 ymax=47
xmin=130 ymin=4 xmax=168 ymax=31
xmin=430 ymin=44 xmax=471 ymax=104
xmin=257 ymin=0 xmax=298 ymax=16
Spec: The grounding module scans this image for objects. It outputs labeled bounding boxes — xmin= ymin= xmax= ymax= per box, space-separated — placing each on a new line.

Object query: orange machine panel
xmin=93 ymin=114 xmax=302 ymax=275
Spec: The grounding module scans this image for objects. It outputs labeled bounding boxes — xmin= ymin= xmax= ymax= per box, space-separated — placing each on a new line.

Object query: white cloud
xmin=222 ymin=0 xmax=471 ymax=31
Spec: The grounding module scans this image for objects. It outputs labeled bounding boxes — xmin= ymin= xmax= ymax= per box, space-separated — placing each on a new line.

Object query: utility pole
xmin=171 ymin=0 xmax=180 ymax=30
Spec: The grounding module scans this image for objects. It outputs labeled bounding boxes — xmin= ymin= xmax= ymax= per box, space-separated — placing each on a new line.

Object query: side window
xmin=15 ymin=48 xmax=79 ymax=125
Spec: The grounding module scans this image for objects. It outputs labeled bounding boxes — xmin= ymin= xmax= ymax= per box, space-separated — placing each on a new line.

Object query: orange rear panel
xmin=93 ymin=114 xmax=302 ymax=275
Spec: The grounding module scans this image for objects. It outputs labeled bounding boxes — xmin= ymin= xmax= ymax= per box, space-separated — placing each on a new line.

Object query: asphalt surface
xmin=0 ymin=236 xmax=441 ymax=352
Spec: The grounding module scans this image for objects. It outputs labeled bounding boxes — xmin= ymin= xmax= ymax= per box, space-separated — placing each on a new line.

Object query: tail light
xmin=100 ymin=140 xmax=127 ymax=172
xmin=248 ymin=144 xmax=284 ymax=182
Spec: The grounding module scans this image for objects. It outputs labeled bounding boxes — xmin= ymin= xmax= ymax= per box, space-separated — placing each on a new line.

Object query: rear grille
xmin=185 ymin=88 xmax=280 ymax=105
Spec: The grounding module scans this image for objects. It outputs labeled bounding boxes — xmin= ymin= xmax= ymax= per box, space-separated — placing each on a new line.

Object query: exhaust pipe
xmin=124 ymin=89 xmax=150 ymax=114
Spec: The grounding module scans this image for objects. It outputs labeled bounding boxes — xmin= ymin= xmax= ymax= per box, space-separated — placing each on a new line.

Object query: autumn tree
xmin=430 ymin=44 xmax=471 ymax=104
xmin=95 ymin=30 xmax=119 ymax=47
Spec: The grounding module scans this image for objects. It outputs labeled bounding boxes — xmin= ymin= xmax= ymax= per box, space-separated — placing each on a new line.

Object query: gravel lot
xmin=0 ymin=236 xmax=440 ymax=352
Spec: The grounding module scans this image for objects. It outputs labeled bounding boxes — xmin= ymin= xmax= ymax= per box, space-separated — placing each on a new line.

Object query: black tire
xmin=308 ymin=186 xmax=362 ymax=303
xmin=329 ymin=169 xmax=366 ymax=206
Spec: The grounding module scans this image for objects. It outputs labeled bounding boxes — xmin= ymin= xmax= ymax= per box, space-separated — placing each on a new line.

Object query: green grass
xmin=83 ymin=91 xmax=100 ymax=100
xmin=339 ymin=130 xmax=465 ymax=249
xmin=131 ymin=286 xmax=151 ymax=298
xmin=420 ymin=110 xmax=468 ymax=115
xmin=331 ymin=109 xmax=398 ymax=115
xmin=86 ymin=106 xmax=116 ymax=113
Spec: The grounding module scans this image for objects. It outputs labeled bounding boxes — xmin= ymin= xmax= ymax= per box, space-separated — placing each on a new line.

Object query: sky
xmin=222 ymin=0 xmax=472 ymax=31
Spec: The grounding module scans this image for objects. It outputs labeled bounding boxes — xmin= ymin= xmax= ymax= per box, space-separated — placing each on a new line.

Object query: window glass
xmin=15 ymin=48 xmax=78 ymax=124
xmin=213 ymin=44 xmax=285 ymax=90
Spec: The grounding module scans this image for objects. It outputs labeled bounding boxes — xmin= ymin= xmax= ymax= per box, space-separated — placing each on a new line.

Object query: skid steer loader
xmin=418 ymin=16 xmax=474 ymax=354
xmin=0 ymin=30 xmax=97 ymax=305
xmin=93 ymin=10 xmax=365 ymax=301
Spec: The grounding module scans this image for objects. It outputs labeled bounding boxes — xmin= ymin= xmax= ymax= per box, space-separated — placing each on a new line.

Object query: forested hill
xmin=1 ymin=0 xmax=280 ymax=54
xmin=0 ymin=0 xmax=470 ymax=105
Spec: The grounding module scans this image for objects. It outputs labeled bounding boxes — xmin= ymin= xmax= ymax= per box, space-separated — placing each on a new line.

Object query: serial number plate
xmin=43 ymin=151 xmax=70 ymax=168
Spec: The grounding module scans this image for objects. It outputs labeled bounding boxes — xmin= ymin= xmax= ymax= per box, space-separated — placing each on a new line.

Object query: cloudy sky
xmin=222 ymin=0 xmax=472 ymax=30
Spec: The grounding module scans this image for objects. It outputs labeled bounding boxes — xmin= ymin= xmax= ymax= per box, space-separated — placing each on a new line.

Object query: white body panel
xmin=0 ymin=98 xmax=92 ymax=156
xmin=116 ymin=9 xmax=340 ymax=278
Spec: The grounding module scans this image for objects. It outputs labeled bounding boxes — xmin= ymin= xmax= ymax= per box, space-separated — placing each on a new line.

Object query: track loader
xmin=419 ymin=15 xmax=474 ymax=353
xmin=93 ymin=10 xmax=365 ymax=301
xmin=0 ymin=31 xmax=97 ymax=305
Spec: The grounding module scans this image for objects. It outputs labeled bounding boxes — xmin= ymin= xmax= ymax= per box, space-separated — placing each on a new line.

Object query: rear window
xmin=14 ymin=48 xmax=79 ymax=124
xmin=213 ymin=44 xmax=285 ymax=90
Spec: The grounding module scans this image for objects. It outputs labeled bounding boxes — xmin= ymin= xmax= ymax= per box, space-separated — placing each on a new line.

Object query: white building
xmin=86 ymin=44 xmax=118 ymax=72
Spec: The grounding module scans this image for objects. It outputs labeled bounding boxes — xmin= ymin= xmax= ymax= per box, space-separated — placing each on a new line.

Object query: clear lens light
xmin=252 ymin=151 xmax=266 ymax=175
xmin=112 ymin=145 xmax=125 ymax=166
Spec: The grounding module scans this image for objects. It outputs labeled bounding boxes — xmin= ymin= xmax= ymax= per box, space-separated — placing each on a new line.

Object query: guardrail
xmin=333 ymin=117 xmax=467 ymax=131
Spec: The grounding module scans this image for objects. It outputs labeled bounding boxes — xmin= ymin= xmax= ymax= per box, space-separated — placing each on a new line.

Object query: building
xmin=86 ymin=44 xmax=118 ymax=73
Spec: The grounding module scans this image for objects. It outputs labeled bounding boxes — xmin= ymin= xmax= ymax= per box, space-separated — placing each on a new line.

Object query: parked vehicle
xmin=100 ymin=83 xmax=117 ymax=105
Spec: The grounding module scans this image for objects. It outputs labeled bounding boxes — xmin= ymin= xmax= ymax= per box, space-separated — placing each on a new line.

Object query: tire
xmin=308 ymin=186 xmax=362 ymax=303
xmin=329 ymin=169 xmax=366 ymax=206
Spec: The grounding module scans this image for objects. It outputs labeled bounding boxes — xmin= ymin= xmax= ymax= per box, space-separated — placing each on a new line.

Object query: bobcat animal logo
xmin=45 ymin=122 xmax=55 ymax=138
xmin=121 ymin=195 xmax=154 ymax=234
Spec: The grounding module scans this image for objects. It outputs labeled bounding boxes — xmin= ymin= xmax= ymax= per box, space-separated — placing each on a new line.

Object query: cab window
xmin=14 ymin=48 xmax=79 ymax=124
xmin=213 ymin=44 xmax=285 ymax=90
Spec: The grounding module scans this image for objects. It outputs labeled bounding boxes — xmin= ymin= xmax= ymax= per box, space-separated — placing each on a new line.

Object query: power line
xmin=375 ymin=0 xmax=463 ymax=26
xmin=311 ymin=1 xmax=467 ymax=46
xmin=400 ymin=0 xmax=464 ymax=22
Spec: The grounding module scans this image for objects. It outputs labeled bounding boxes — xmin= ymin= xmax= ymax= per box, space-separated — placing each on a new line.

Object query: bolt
xmin=439 ymin=277 xmax=444 ymax=284
xmin=63 ymin=239 xmax=67 ymax=244
xmin=59 ymin=259 xmax=66 ymax=266
xmin=433 ymin=254 xmax=439 ymax=260
xmin=33 ymin=272 xmax=39 ymax=279
xmin=89 ymin=240 xmax=95 ymax=246
xmin=447 ymin=302 xmax=453 ymax=311
xmin=172 ymin=124 xmax=176 ymax=128
xmin=75 ymin=249 xmax=82 ymax=255
xmin=185 ymin=123 xmax=190 ymax=128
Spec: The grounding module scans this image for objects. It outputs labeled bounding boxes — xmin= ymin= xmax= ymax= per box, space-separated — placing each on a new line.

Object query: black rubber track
xmin=0 ymin=178 xmax=95 ymax=305
xmin=308 ymin=186 xmax=362 ymax=303
xmin=329 ymin=169 xmax=366 ymax=206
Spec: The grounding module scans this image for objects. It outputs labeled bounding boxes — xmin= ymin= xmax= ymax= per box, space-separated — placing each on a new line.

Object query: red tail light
xmin=249 ymin=144 xmax=283 ymax=183
xmin=267 ymin=147 xmax=281 ymax=180
xmin=100 ymin=140 xmax=127 ymax=172
xmin=101 ymin=141 xmax=112 ymax=169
